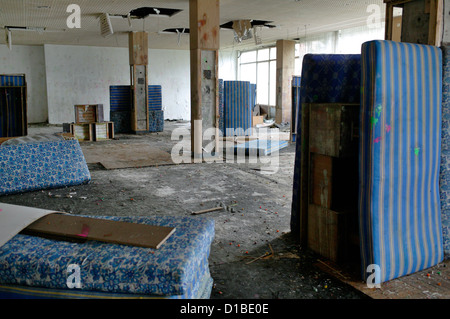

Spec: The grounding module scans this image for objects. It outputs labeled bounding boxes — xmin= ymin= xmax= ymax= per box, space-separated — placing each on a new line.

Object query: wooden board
xmin=315 ymin=258 xmax=450 ymax=299
xmin=74 ymin=105 xmax=104 ymax=124
xmin=22 ymin=214 xmax=175 ymax=249
xmin=309 ymin=104 xmax=359 ymax=158
xmin=310 ymin=153 xmax=333 ymax=209
xmin=81 ymin=143 xmax=175 ymax=170
xmin=307 ymin=204 xmax=349 ymax=263
xmin=128 ymin=32 xmax=149 ymax=65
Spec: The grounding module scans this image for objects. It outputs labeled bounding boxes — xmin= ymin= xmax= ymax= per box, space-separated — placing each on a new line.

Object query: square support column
xmin=189 ymin=0 xmax=220 ymax=161
xmin=275 ymin=39 xmax=295 ymax=125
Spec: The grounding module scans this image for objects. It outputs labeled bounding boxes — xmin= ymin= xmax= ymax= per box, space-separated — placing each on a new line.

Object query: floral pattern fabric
xmin=0 ymin=215 xmax=215 ymax=298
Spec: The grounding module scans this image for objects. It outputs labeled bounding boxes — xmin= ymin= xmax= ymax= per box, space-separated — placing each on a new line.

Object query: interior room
xmin=1 ymin=0 xmax=450 ymax=303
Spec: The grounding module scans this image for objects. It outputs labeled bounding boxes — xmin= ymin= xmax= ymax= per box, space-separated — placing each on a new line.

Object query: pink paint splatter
xmin=77 ymin=224 xmax=90 ymax=238
xmin=374 ymin=137 xmax=382 ymax=143
xmin=386 ymin=125 xmax=391 ymax=133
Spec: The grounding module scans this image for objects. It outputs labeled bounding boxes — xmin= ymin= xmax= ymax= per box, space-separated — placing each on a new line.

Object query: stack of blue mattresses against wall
xmin=0 ymin=213 xmax=215 ymax=299
xmin=0 ymin=74 xmax=27 ymax=138
xmin=359 ymin=40 xmax=444 ymax=283
xmin=441 ymin=46 xmax=450 ymax=258
xmin=290 ymin=54 xmax=361 ymax=243
xmin=110 ymin=85 xmax=164 ymax=134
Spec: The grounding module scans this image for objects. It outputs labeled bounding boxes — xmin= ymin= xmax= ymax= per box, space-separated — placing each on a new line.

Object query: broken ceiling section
xmin=221 ymin=20 xmax=277 ymax=44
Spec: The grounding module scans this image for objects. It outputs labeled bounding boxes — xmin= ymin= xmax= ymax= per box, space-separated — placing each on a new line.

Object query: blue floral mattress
xmin=0 ymin=215 xmax=215 ymax=299
xmin=359 ymin=40 xmax=444 ymax=283
xmin=0 ymin=139 xmax=91 ymax=196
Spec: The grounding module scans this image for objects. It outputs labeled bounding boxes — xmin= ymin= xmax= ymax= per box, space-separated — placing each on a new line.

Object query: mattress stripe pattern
xmin=360 ymin=40 xmax=444 ymax=283
xmin=440 ymin=46 xmax=450 ymax=258
xmin=218 ymin=79 xmax=225 ymax=136
xmin=223 ymin=81 xmax=253 ymax=137
xmin=0 ymin=75 xmax=25 ymax=87
xmin=110 ymin=85 xmax=164 ymax=133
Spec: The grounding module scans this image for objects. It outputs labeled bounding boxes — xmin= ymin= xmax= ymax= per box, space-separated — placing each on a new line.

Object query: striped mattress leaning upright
xmin=359 ymin=40 xmax=444 ymax=283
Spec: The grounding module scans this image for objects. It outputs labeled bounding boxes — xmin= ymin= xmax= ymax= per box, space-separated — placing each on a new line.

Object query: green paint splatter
xmin=415 ymin=148 xmax=420 ymax=156
xmin=371 ymin=117 xmax=379 ymax=129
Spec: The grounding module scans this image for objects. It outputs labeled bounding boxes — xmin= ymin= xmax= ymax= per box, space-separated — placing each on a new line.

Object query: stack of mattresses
xmin=218 ymin=79 xmax=225 ymax=136
xmin=223 ymin=81 xmax=255 ymax=137
xmin=0 ymin=215 xmax=215 ymax=299
xmin=109 ymin=85 xmax=164 ymax=134
xmin=0 ymin=139 xmax=91 ymax=196
xmin=440 ymin=46 xmax=450 ymax=259
xmin=110 ymin=86 xmax=132 ymax=134
xmin=0 ymin=74 xmax=27 ymax=138
xmin=359 ymin=40 xmax=444 ymax=283
xmin=290 ymin=55 xmax=361 ymax=239
xmin=148 ymin=85 xmax=164 ymax=133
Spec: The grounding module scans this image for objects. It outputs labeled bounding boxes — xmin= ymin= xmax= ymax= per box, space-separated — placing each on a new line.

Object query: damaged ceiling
xmin=0 ymin=0 xmax=385 ymax=50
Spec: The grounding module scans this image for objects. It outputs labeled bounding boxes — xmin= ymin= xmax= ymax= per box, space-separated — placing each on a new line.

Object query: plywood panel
xmin=23 ymin=214 xmax=175 ymax=249
xmin=129 ymin=32 xmax=149 ymax=65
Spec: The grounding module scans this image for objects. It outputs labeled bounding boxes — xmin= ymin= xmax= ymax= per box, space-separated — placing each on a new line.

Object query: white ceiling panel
xmin=0 ymin=0 xmax=385 ymax=50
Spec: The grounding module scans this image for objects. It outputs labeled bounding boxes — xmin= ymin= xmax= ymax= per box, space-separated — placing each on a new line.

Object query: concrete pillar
xmin=275 ymin=39 xmax=295 ymax=125
xmin=189 ymin=0 xmax=220 ymax=161
xmin=129 ymin=31 xmax=149 ymax=134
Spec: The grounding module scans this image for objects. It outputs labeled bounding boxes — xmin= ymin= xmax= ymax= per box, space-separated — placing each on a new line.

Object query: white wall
xmin=44 ymin=44 xmax=129 ymax=124
xmin=219 ymin=49 xmax=238 ymax=81
xmin=148 ymin=49 xmax=191 ymax=121
xmin=44 ymin=45 xmax=192 ymax=124
xmin=0 ymin=45 xmax=48 ymax=124
xmin=0 ymin=44 xmax=238 ymax=125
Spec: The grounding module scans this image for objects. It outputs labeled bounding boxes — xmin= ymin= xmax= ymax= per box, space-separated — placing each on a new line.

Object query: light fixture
xmin=5 ymin=28 xmax=11 ymax=50
xmin=99 ymin=13 xmax=114 ymax=38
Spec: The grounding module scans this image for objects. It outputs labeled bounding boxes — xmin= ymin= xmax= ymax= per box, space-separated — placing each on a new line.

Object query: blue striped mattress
xmin=110 ymin=85 xmax=163 ymax=112
xmin=290 ymin=55 xmax=361 ymax=235
xmin=223 ymin=81 xmax=254 ymax=137
xmin=0 ymin=75 xmax=26 ymax=87
xmin=218 ymin=79 xmax=225 ymax=136
xmin=0 ymin=140 xmax=91 ymax=196
xmin=0 ymin=216 xmax=215 ymax=299
xmin=359 ymin=40 xmax=444 ymax=283
xmin=1 ymin=75 xmax=27 ymax=138
xmin=440 ymin=46 xmax=450 ymax=258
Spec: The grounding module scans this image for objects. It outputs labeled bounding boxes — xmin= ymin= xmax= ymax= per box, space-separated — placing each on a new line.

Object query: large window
xmin=238 ymin=23 xmax=385 ymax=106
xmin=238 ymin=47 xmax=277 ymax=106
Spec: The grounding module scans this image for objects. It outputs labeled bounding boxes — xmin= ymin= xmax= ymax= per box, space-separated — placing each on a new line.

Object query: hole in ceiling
xmin=220 ymin=20 xmax=277 ymax=30
xmin=129 ymin=7 xmax=182 ymax=18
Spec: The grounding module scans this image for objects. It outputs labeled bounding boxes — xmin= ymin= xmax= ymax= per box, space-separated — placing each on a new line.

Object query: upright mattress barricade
xmin=440 ymin=45 xmax=450 ymax=259
xmin=290 ymin=54 xmax=361 ymax=243
xmin=359 ymin=40 xmax=444 ymax=283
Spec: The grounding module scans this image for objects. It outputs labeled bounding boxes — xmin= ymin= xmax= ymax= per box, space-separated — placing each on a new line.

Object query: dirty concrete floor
xmin=0 ymin=122 xmax=368 ymax=300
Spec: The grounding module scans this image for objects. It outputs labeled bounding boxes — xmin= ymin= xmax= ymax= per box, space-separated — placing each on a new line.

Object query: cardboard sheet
xmin=0 ymin=203 xmax=57 ymax=248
